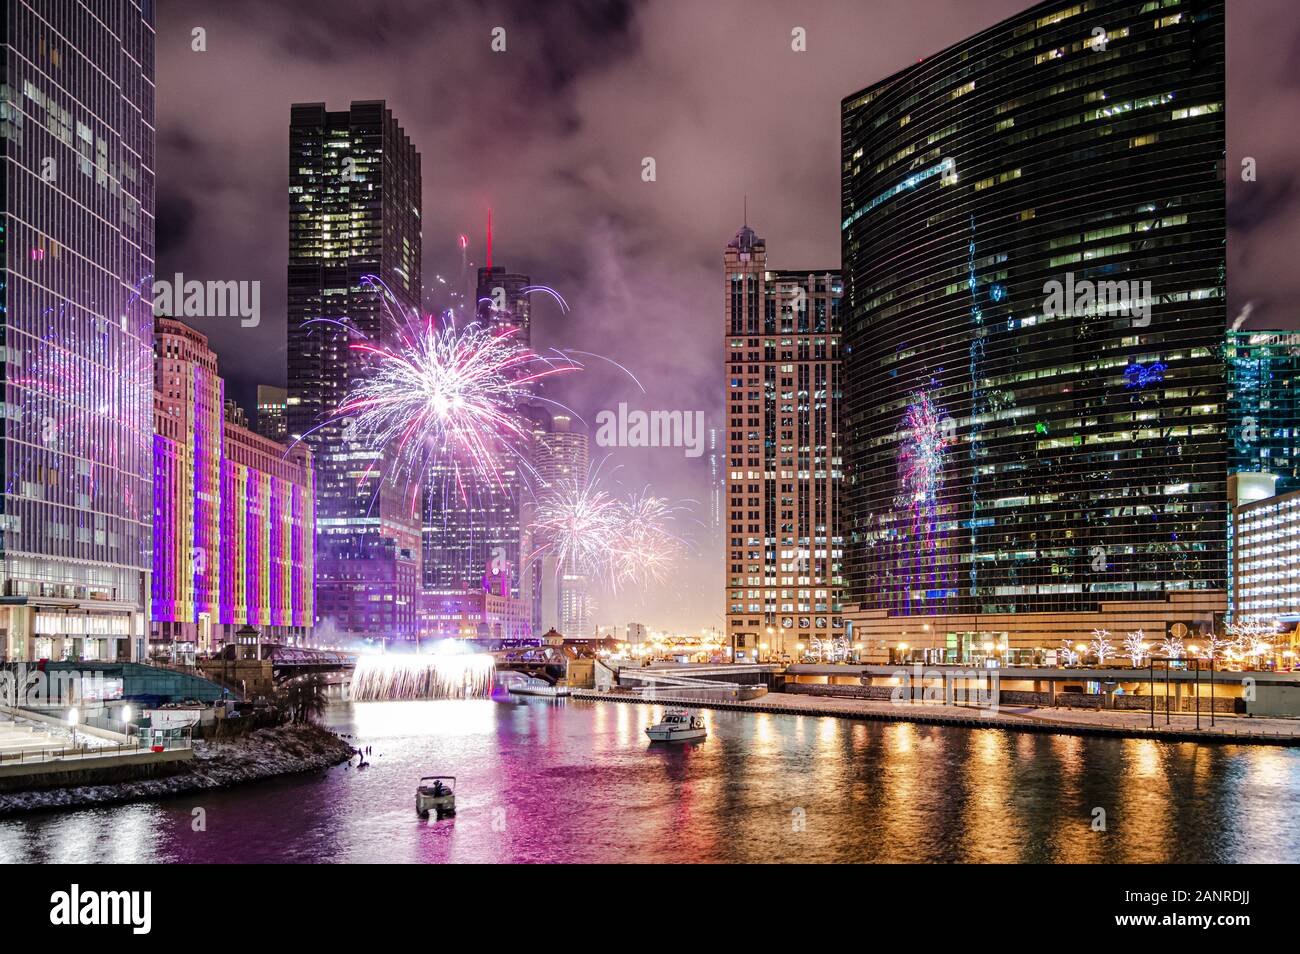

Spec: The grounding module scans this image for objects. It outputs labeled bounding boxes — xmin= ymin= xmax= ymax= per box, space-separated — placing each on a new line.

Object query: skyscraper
xmin=724 ymin=223 xmax=842 ymax=660
xmin=0 ymin=1 xmax=155 ymax=664
xmin=841 ymin=0 xmax=1227 ymax=659
xmin=256 ymin=384 xmax=289 ymax=444
xmin=288 ymin=101 xmax=422 ymax=643
xmin=530 ymin=409 xmax=590 ymax=636
xmin=421 ymin=260 xmax=532 ymax=601
xmin=1225 ymin=331 xmax=1300 ymax=493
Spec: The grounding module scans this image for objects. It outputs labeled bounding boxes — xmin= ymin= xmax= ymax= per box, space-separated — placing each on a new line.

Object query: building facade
xmin=531 ymin=410 xmax=591 ymax=637
xmin=255 ymin=384 xmax=288 ymax=443
xmin=152 ymin=319 xmax=314 ymax=656
xmin=287 ymin=101 xmax=422 ymax=643
xmin=422 ymin=264 xmax=533 ymax=600
xmin=1225 ymin=331 xmax=1300 ymax=494
xmin=840 ymin=0 xmax=1227 ymax=658
xmin=0 ymin=0 xmax=156 ymax=664
xmin=724 ymin=224 xmax=842 ymax=660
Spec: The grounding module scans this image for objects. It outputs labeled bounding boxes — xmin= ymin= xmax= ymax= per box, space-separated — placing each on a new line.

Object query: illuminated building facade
xmin=841 ymin=0 xmax=1227 ymax=657
xmin=0 ymin=0 xmax=155 ymax=663
xmin=1225 ymin=331 xmax=1300 ymax=494
xmin=152 ymin=320 xmax=314 ymax=656
xmin=287 ymin=101 xmax=422 ymax=643
xmin=1234 ymin=480 xmax=1300 ymax=625
xmin=724 ymin=223 xmax=842 ymax=660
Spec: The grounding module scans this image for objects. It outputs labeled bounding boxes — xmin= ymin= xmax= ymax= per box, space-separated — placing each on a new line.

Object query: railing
xmin=0 ymin=732 xmax=191 ymax=765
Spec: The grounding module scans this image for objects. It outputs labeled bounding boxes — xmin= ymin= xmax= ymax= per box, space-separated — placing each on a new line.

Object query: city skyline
xmin=153 ymin=0 xmax=1296 ymax=634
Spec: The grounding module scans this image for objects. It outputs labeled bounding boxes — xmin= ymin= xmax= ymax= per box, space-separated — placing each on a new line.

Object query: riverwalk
xmin=570 ymin=689 xmax=1300 ymax=746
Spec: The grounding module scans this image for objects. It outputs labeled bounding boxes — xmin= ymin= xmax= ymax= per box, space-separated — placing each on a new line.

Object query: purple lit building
xmin=153 ymin=319 xmax=314 ymax=658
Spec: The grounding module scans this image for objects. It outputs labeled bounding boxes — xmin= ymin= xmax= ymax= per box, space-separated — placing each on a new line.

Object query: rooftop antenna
xmin=486 ymin=208 xmax=493 ymax=271
xmin=743 ymin=194 xmax=748 ymax=228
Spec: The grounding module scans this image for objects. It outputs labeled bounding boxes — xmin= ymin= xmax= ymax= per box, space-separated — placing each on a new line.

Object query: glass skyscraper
xmin=841 ymin=0 xmax=1226 ymax=630
xmin=0 ymin=0 xmax=155 ymax=663
xmin=287 ymin=101 xmax=422 ymax=643
xmin=1225 ymin=331 xmax=1300 ymax=493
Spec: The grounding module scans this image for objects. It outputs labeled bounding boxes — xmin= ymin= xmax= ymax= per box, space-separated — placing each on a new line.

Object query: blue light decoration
xmin=1124 ymin=361 xmax=1167 ymax=389
xmin=989 ymin=283 xmax=1006 ymax=303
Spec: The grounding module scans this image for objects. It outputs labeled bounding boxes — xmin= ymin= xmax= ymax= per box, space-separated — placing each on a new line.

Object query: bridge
xmin=491 ymin=646 xmax=572 ymax=685
xmin=215 ymin=644 xmax=358 ymax=684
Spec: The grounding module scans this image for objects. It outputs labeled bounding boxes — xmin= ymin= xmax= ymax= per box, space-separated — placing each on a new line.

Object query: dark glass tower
xmin=841 ymin=0 xmax=1226 ymax=619
xmin=0 ymin=0 xmax=156 ymax=663
xmin=288 ymin=101 xmax=422 ymax=643
xmin=1225 ymin=331 xmax=1300 ymax=493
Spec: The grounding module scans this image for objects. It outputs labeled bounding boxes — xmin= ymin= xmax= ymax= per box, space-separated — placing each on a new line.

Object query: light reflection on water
xmin=2 ymin=697 xmax=1299 ymax=864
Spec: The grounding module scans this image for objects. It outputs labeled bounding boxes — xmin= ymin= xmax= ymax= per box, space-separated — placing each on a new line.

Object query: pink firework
xmin=323 ymin=276 xmax=578 ymax=500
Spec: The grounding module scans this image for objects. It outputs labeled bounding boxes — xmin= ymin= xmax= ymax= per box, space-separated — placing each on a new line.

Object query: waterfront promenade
xmin=572 ymin=689 xmax=1300 ymax=746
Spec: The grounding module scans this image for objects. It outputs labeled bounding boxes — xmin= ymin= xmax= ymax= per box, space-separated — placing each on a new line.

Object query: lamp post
xmin=68 ymin=707 xmax=80 ymax=750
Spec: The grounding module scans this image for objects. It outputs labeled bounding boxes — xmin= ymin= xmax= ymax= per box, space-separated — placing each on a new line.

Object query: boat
xmin=416 ymin=775 xmax=456 ymax=818
xmin=645 ymin=708 xmax=707 ymax=742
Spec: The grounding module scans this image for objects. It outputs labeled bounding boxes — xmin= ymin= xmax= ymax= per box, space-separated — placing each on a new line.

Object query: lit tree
xmin=1090 ymin=629 xmax=1115 ymax=666
xmin=1123 ymin=630 xmax=1149 ymax=668
xmin=1228 ymin=616 xmax=1276 ymax=669
xmin=1059 ymin=639 xmax=1080 ymax=666
xmin=1159 ymin=636 xmax=1185 ymax=660
xmin=1205 ymin=630 xmax=1234 ymax=664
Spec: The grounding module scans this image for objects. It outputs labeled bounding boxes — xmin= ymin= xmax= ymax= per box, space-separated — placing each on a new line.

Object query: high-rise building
xmin=0 ymin=1 xmax=155 ymax=664
xmin=421 ymin=262 xmax=532 ymax=601
xmin=153 ymin=320 xmax=314 ymax=657
xmin=1225 ymin=331 xmax=1300 ymax=493
xmin=840 ymin=0 xmax=1227 ymax=660
xmin=531 ymin=410 xmax=591 ymax=636
xmin=256 ymin=384 xmax=289 ymax=444
xmin=724 ymin=223 xmax=842 ymax=660
xmin=287 ymin=101 xmax=422 ymax=644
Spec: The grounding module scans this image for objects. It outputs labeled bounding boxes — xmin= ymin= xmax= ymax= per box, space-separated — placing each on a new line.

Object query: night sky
xmin=156 ymin=0 xmax=1297 ymax=632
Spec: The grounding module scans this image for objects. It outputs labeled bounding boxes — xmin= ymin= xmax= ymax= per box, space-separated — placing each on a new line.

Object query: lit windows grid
xmin=841 ymin=0 xmax=1227 ymax=616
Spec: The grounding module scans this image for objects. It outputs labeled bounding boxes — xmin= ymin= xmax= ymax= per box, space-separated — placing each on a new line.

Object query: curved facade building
xmin=841 ymin=0 xmax=1226 ymax=643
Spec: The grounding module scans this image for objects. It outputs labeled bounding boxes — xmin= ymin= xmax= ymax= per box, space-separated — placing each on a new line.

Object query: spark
xmin=351 ymin=652 xmax=497 ymax=700
xmin=528 ymin=465 xmax=690 ymax=590
xmin=318 ymin=275 xmax=578 ymax=500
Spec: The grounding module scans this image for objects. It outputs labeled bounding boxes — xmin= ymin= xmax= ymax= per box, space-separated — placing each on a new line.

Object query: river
xmin=3 ymin=696 xmax=1299 ymax=863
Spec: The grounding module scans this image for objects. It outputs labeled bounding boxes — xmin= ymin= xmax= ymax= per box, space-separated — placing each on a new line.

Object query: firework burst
xmin=528 ymin=466 xmax=690 ymax=591
xmin=318 ymin=275 xmax=578 ymax=501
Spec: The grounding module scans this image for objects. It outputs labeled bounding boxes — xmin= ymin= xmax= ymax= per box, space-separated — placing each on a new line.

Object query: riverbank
xmin=0 ymin=723 xmax=355 ymax=815
xmin=572 ymin=689 xmax=1300 ymax=746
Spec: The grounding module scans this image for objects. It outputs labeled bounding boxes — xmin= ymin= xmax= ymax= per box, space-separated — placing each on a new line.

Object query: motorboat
xmin=416 ymin=775 xmax=456 ymax=818
xmin=645 ymin=708 xmax=707 ymax=742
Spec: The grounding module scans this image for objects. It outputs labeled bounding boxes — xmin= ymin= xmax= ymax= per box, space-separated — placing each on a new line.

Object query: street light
xmin=68 ymin=707 xmax=79 ymax=749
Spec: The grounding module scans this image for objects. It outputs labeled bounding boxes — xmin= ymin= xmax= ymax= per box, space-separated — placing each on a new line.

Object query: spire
xmin=743 ymin=194 xmax=748 ymax=228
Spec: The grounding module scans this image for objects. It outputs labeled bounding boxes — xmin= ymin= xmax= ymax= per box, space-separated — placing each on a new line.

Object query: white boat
xmin=645 ymin=708 xmax=707 ymax=742
xmin=416 ymin=775 xmax=456 ymax=818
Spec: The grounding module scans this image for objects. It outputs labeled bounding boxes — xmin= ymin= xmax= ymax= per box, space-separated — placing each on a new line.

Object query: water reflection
xmin=2 ymin=698 xmax=1299 ymax=863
